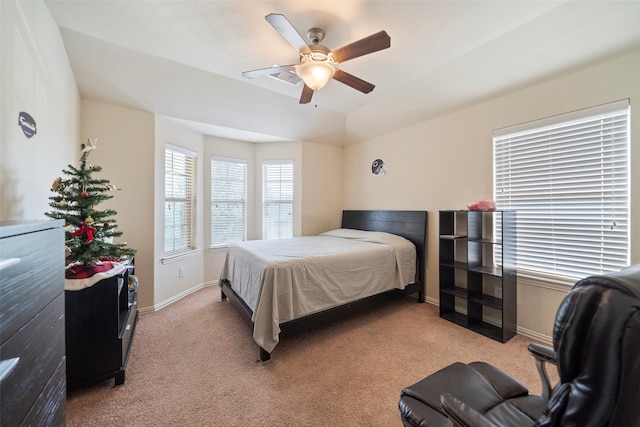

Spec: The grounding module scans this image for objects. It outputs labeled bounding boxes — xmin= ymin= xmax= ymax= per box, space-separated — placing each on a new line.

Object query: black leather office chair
xmin=399 ymin=264 xmax=640 ymax=427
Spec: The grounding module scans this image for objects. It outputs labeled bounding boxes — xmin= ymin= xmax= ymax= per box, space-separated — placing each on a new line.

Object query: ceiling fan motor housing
xmin=306 ymin=28 xmax=325 ymax=44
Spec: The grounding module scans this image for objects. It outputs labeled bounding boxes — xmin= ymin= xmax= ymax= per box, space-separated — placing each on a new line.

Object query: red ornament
xmin=81 ymin=191 xmax=89 ymax=198
xmin=103 ymin=222 xmax=110 ymax=230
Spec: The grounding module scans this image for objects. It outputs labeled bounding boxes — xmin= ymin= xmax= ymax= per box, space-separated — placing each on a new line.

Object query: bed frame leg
xmin=259 ymin=347 xmax=271 ymax=362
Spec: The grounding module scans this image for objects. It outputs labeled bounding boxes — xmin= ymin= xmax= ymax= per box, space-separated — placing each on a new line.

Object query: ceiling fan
xmin=242 ymin=13 xmax=391 ymax=104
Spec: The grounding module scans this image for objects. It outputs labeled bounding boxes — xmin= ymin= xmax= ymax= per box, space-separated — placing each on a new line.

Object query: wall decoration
xmin=371 ymin=158 xmax=387 ymax=175
xmin=18 ymin=112 xmax=37 ymax=138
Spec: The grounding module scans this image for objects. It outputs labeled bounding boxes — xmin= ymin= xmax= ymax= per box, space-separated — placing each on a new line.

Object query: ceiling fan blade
xmin=242 ymin=65 xmax=296 ymax=79
xmin=332 ymin=69 xmax=375 ymax=94
xmin=332 ymin=31 xmax=390 ymax=63
xmin=265 ymin=13 xmax=311 ymax=54
xmin=299 ymin=84 xmax=314 ymax=104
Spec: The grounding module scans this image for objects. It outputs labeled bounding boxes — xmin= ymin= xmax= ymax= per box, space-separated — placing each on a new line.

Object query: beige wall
xmin=344 ymin=48 xmax=640 ymax=342
xmin=301 ymin=141 xmax=344 ymax=236
xmin=154 ymin=117 xmax=205 ymax=308
xmin=1 ymin=0 xmax=79 ymax=221
xmin=81 ymin=100 xmax=155 ymax=310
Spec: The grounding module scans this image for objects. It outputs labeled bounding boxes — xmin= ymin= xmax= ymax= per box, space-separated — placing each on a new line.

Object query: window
xmin=164 ymin=145 xmax=197 ymax=254
xmin=494 ymin=100 xmax=630 ymax=284
xmin=262 ymin=160 xmax=293 ymax=240
xmin=211 ymin=157 xmax=247 ymax=246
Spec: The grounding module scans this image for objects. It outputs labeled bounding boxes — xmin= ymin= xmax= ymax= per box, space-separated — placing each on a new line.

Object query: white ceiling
xmin=45 ymin=0 xmax=640 ymax=145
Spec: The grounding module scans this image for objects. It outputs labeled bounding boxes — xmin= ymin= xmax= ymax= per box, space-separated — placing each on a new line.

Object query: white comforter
xmin=220 ymin=228 xmax=416 ymax=353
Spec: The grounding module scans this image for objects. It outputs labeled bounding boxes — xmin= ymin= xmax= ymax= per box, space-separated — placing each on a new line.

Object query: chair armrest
xmin=528 ymin=343 xmax=557 ymax=364
xmin=439 ymin=394 xmax=499 ymax=427
xmin=527 ymin=343 xmax=557 ymax=401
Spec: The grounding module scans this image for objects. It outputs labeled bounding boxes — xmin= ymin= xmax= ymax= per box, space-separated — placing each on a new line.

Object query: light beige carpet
xmin=66 ymin=286 xmax=554 ymax=426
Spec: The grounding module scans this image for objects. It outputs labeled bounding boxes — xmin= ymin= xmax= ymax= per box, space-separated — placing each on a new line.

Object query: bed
xmin=220 ymin=210 xmax=428 ymax=361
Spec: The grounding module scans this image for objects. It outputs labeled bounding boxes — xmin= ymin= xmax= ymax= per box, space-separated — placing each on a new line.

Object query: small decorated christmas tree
xmin=46 ymin=138 xmax=135 ymax=268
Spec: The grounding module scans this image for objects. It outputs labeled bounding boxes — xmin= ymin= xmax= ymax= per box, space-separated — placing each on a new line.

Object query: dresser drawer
xmin=0 ymin=293 xmax=65 ymax=427
xmin=21 ymin=358 xmax=66 ymax=427
xmin=0 ymin=227 xmax=64 ymax=344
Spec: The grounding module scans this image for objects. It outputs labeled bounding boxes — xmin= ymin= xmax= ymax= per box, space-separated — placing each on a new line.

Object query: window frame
xmin=262 ymin=160 xmax=294 ymax=240
xmin=210 ymin=156 xmax=247 ymax=248
xmin=163 ymin=144 xmax=197 ymax=258
xmin=493 ymin=99 xmax=630 ymax=287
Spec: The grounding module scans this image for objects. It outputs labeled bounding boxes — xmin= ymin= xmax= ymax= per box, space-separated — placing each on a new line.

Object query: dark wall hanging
xmin=18 ymin=112 xmax=37 ymax=138
xmin=372 ymin=158 xmax=387 ymax=175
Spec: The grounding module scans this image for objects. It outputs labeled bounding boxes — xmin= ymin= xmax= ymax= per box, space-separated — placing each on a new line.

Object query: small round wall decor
xmin=371 ymin=158 xmax=387 ymax=175
xmin=18 ymin=112 xmax=37 ymax=138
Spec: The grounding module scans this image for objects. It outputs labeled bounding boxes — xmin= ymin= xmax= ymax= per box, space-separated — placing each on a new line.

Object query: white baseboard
xmin=425 ymin=299 xmax=552 ymax=345
xmin=138 ymin=280 xmax=219 ymax=314
xmin=515 ymin=325 xmax=553 ymax=345
xmin=425 ymin=296 xmax=439 ymax=305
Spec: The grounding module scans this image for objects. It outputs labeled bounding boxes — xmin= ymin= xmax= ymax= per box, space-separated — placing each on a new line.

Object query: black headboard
xmin=341 ymin=210 xmax=428 ymax=262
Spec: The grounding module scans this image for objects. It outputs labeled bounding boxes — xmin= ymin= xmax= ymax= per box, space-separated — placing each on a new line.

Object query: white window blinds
xmin=164 ymin=145 xmax=197 ymax=254
xmin=263 ymin=161 xmax=293 ymax=240
xmin=211 ymin=157 xmax=247 ymax=246
xmin=494 ymin=100 xmax=630 ymax=283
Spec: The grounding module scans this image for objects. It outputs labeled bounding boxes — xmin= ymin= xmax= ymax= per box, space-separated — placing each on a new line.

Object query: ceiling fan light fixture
xmin=296 ymin=59 xmax=336 ymax=91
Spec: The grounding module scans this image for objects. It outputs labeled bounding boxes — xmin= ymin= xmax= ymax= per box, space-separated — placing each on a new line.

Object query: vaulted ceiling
xmin=45 ymin=1 xmax=640 ymax=145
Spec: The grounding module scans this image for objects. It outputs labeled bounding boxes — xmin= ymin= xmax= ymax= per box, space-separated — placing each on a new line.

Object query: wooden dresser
xmin=0 ymin=220 xmax=66 ymax=426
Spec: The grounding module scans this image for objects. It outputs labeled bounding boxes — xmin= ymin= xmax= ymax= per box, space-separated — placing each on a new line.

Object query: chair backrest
xmin=537 ymin=264 xmax=640 ymax=427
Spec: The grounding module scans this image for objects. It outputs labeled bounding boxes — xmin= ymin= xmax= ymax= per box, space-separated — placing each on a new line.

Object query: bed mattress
xmin=220 ymin=228 xmax=416 ymax=352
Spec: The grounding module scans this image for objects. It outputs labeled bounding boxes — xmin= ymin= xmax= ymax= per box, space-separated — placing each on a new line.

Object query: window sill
xmin=161 ymin=249 xmax=200 ymax=265
xmin=517 ymin=269 xmax=575 ymax=292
